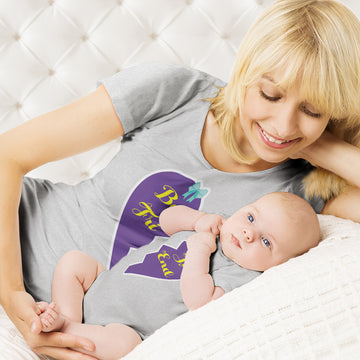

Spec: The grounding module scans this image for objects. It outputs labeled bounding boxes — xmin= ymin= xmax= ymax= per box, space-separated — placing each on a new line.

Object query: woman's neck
xmin=201 ymin=111 xmax=282 ymax=173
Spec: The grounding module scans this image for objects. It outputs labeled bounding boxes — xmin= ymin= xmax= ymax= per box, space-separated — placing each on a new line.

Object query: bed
xmin=0 ymin=0 xmax=359 ymax=358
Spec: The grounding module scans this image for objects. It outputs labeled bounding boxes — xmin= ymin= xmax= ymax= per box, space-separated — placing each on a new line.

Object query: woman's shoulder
xmin=99 ymin=62 xmax=226 ymax=91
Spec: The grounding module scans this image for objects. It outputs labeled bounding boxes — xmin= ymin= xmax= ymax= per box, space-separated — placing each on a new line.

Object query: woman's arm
xmin=159 ymin=206 xmax=225 ymax=236
xmin=321 ymin=186 xmax=360 ymax=222
xmin=294 ymin=131 xmax=360 ymax=222
xmin=180 ymin=232 xmax=224 ymax=311
xmin=0 ymin=85 xmax=123 ymax=171
xmin=301 ymin=131 xmax=360 ymax=189
xmin=0 ymin=85 xmax=123 ymax=359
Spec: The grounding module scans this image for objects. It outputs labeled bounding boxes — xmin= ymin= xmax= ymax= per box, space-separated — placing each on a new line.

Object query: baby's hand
xmin=186 ymin=232 xmax=217 ymax=253
xmin=194 ymin=213 xmax=225 ymax=234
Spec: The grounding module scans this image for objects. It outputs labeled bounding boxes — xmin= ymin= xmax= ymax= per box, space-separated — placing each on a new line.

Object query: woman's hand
xmin=290 ymin=129 xmax=360 ymax=189
xmin=3 ymin=290 xmax=97 ymax=360
xmin=289 ymin=130 xmax=339 ymax=166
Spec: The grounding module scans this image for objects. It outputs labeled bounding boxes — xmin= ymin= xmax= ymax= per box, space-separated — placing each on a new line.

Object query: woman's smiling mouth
xmin=257 ymin=123 xmax=299 ymax=149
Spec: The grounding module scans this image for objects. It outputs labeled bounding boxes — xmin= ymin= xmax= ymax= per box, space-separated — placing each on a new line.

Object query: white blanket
xmin=1 ymin=0 xmax=360 ymax=358
xmin=1 ymin=214 xmax=359 ymax=359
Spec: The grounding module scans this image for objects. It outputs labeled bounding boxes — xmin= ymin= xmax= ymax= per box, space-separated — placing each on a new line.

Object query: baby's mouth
xmin=231 ymin=234 xmax=242 ymax=249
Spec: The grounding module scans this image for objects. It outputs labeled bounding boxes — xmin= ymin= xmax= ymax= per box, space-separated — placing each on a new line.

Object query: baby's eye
xmin=247 ymin=214 xmax=254 ymax=223
xmin=262 ymin=238 xmax=271 ymax=248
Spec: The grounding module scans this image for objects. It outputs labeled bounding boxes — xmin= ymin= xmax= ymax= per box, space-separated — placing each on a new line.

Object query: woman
xmin=1 ymin=0 xmax=360 ymax=359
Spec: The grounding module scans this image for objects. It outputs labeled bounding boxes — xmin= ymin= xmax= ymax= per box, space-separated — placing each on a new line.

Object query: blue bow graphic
xmin=182 ymin=182 xmax=208 ymax=203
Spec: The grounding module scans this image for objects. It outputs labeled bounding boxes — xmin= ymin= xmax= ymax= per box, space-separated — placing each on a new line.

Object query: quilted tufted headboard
xmin=0 ymin=0 xmax=267 ymax=183
xmin=1 ymin=1 xmax=360 ymax=360
xmin=1 ymin=0 xmax=360 ymax=184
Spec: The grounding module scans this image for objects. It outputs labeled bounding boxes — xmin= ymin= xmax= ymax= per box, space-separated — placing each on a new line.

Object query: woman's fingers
xmin=33 ymin=345 xmax=98 ymax=360
xmin=7 ymin=291 xmax=96 ymax=357
xmin=27 ymin=330 xmax=95 ymax=353
xmin=4 ymin=291 xmax=96 ymax=358
xmin=27 ymin=332 xmax=97 ymax=359
xmin=13 ymin=295 xmax=44 ymax=335
xmin=47 ymin=331 xmax=95 ymax=351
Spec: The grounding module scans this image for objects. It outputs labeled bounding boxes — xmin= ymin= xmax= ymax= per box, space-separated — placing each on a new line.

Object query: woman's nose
xmin=243 ymin=229 xmax=255 ymax=242
xmin=275 ymin=104 xmax=298 ymax=139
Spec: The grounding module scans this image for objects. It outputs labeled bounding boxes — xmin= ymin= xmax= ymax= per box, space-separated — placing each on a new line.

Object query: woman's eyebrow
xmin=261 ymin=75 xmax=286 ymax=92
xmin=262 ymin=75 xmax=275 ymax=82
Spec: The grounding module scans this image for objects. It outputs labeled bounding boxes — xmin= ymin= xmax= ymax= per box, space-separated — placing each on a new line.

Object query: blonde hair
xmin=210 ymin=0 xmax=360 ymax=200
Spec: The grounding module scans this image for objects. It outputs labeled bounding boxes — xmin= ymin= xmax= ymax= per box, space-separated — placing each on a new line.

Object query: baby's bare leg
xmin=51 ymin=250 xmax=105 ymax=322
xmin=38 ymin=250 xmax=141 ymax=358
xmin=38 ymin=302 xmax=142 ymax=358
xmin=64 ymin=322 xmax=142 ymax=360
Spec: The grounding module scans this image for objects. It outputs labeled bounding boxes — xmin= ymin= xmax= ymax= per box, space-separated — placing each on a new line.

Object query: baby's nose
xmin=243 ymin=229 xmax=255 ymax=242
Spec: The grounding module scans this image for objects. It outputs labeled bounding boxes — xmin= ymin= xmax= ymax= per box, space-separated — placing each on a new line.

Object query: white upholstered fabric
xmin=1 ymin=0 xmax=360 ymax=359
xmin=0 ymin=0 xmax=273 ymax=183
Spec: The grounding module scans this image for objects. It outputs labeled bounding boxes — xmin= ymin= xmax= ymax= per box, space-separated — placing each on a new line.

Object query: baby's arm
xmin=180 ymin=232 xmax=225 ymax=310
xmin=159 ymin=205 xmax=225 ymax=236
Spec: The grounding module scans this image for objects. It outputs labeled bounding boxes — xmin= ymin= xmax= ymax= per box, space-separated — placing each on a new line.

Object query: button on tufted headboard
xmin=1 ymin=0 xmax=360 ymax=183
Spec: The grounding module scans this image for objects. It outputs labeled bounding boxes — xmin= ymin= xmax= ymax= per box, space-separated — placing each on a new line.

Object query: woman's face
xmin=238 ymin=68 xmax=330 ymax=163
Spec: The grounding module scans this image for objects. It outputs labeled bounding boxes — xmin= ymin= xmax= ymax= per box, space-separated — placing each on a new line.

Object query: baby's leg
xmin=38 ymin=302 xmax=142 ymax=358
xmin=50 ymin=250 xmax=105 ymax=323
xmin=64 ymin=322 xmax=142 ymax=360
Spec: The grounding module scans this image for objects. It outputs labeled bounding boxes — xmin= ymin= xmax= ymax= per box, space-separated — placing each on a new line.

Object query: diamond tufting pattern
xmin=0 ymin=0 xmax=272 ymax=182
xmin=1 ymin=0 xmax=359 ymax=183
xmin=1 ymin=1 xmax=360 ymax=359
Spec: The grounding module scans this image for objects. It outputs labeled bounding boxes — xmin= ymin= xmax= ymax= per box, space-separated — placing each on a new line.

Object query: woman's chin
xmin=252 ymin=148 xmax=290 ymax=165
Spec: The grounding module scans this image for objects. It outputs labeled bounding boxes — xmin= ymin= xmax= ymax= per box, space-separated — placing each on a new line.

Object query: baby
xmin=33 ymin=191 xmax=320 ymax=359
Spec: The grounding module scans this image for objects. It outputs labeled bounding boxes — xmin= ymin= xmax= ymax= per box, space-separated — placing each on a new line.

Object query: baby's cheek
xmin=251 ymin=251 xmax=274 ymax=271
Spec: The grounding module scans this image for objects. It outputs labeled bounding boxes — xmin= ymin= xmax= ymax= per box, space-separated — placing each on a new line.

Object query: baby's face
xmin=219 ymin=194 xmax=318 ymax=271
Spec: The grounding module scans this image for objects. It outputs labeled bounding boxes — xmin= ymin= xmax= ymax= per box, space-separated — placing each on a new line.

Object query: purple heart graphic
xmin=125 ymin=241 xmax=188 ymax=279
xmin=110 ymin=171 xmax=207 ymax=268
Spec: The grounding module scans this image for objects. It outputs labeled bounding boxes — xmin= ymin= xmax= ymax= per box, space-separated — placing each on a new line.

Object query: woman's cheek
xmin=300 ymin=124 xmax=325 ymax=146
xmin=301 ymin=115 xmax=329 ymax=142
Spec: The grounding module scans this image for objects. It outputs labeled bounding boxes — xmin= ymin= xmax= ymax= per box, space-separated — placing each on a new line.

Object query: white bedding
xmin=1 ymin=0 xmax=360 ymax=358
xmin=123 ymin=215 xmax=360 ymax=360
xmin=1 ymin=214 xmax=359 ymax=359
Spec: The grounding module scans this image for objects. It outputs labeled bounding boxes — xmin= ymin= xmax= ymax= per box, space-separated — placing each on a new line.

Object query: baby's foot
xmin=40 ymin=302 xmax=65 ymax=332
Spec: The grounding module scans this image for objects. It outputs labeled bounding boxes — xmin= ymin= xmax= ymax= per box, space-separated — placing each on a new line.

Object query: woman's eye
xmin=247 ymin=214 xmax=254 ymax=223
xmin=262 ymin=238 xmax=271 ymax=248
xmin=259 ymin=90 xmax=281 ymax=102
xmin=301 ymin=104 xmax=321 ymax=118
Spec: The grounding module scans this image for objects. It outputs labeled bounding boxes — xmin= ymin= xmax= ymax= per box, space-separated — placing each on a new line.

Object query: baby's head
xmin=220 ymin=192 xmax=320 ymax=271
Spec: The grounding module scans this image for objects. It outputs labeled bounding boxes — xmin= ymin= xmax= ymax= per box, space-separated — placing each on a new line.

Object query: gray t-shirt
xmin=83 ymin=232 xmax=260 ymax=339
xmin=19 ymin=62 xmax=324 ymax=303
